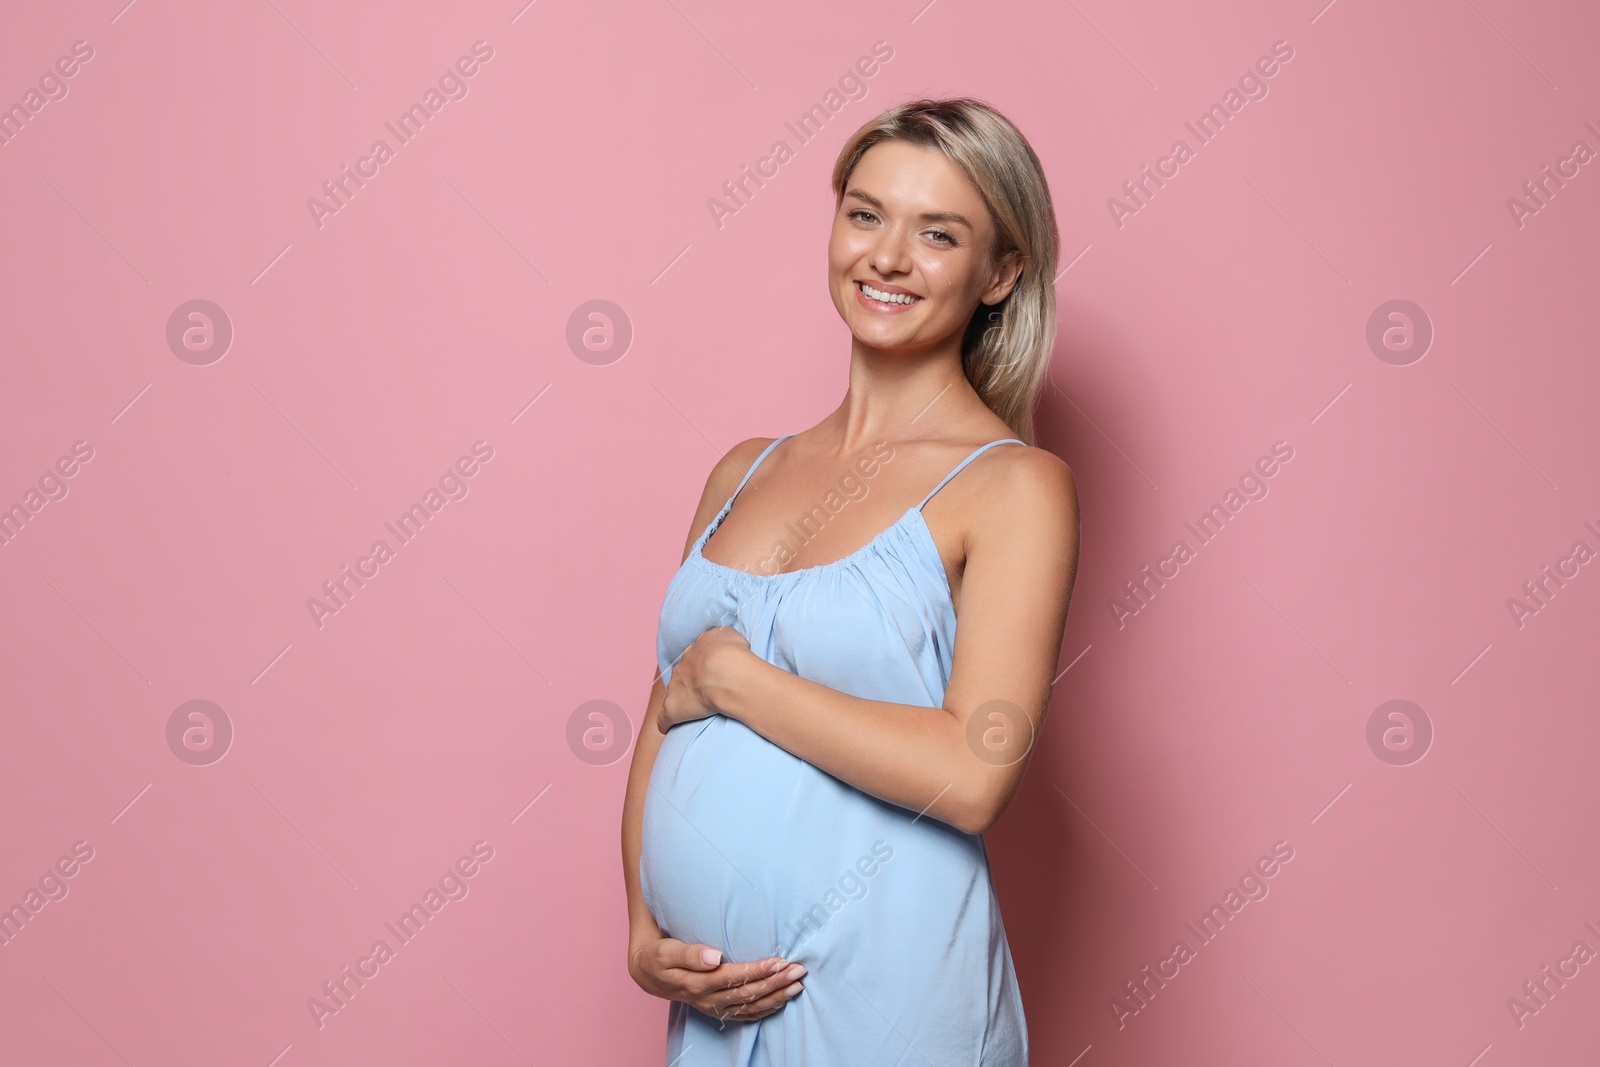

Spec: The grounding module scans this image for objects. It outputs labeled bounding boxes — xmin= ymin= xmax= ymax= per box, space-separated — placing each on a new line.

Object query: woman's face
xmin=828 ymin=139 xmax=1021 ymax=355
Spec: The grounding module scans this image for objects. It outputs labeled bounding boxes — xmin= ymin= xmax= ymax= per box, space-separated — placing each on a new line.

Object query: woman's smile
xmin=854 ymin=279 xmax=925 ymax=313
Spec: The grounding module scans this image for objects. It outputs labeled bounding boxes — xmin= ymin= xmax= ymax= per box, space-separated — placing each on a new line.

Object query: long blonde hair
xmin=830 ymin=97 xmax=1060 ymax=445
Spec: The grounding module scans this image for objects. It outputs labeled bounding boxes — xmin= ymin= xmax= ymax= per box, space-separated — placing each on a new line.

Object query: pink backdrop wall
xmin=2 ymin=0 xmax=1597 ymax=1063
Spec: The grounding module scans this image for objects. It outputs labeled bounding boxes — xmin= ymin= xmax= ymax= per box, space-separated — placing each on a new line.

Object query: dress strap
xmin=916 ymin=438 xmax=1025 ymax=511
xmin=729 ymin=434 xmax=793 ymax=501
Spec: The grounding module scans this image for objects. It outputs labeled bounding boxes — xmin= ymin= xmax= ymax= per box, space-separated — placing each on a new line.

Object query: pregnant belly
xmin=640 ymin=715 xmax=940 ymax=965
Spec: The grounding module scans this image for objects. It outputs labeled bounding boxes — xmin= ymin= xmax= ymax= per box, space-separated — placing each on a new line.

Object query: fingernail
xmin=785 ymin=983 xmax=804 ymax=996
xmin=768 ymin=957 xmax=788 ymax=973
xmin=784 ymin=963 xmax=806 ymax=980
xmin=702 ymin=948 xmax=721 ymax=966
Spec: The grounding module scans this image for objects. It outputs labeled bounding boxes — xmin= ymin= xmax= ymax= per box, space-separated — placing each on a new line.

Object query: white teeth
xmin=860 ymin=282 xmax=920 ymax=305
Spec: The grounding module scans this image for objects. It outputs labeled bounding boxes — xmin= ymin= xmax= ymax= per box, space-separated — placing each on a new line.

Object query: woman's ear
xmin=982 ymin=249 xmax=1025 ymax=305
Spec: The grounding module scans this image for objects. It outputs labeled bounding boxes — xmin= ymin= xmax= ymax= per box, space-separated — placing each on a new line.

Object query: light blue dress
xmin=641 ymin=434 xmax=1030 ymax=1066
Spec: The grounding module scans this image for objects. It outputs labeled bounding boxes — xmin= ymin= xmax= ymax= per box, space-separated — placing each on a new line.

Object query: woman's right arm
xmin=620 ymin=438 xmax=808 ymax=1023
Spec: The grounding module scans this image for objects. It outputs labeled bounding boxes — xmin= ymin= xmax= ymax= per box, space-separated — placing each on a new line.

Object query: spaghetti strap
xmin=916 ymin=438 xmax=1025 ymax=511
xmin=729 ymin=434 xmax=793 ymax=500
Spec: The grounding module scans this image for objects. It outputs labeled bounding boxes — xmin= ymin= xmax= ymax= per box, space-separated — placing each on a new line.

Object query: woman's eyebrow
xmin=844 ymin=188 xmax=973 ymax=229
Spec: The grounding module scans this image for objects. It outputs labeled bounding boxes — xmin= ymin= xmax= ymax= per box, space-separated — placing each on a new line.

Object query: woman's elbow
xmin=950 ymin=786 xmax=1011 ymax=836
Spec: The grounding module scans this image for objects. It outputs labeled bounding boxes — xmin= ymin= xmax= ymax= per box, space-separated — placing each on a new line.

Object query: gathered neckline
xmin=691 ymin=499 xmax=934 ymax=583
xmin=685 ymin=433 xmax=1022 ymax=590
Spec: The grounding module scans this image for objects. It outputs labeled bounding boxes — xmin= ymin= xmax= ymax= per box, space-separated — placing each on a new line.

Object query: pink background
xmin=2 ymin=0 xmax=1597 ymax=1064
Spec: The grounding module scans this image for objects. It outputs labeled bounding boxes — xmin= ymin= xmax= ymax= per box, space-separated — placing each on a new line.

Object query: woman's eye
xmin=847 ymin=210 xmax=955 ymax=248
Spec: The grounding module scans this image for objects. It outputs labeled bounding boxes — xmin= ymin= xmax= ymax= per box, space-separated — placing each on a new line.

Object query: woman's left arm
xmin=661 ymin=449 xmax=1080 ymax=835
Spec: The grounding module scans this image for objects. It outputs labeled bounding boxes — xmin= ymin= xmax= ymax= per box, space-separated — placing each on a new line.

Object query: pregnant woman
xmin=621 ymin=97 xmax=1080 ymax=1065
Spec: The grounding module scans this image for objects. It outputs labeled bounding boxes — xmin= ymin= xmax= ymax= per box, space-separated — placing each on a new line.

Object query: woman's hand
xmin=658 ymin=626 xmax=752 ymax=732
xmin=628 ymin=936 xmax=806 ymax=1022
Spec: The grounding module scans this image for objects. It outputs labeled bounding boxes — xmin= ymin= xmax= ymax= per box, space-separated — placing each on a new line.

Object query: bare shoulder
xmin=967 ymin=443 xmax=1081 ymax=568
xmin=986 ymin=442 xmax=1078 ymax=521
xmin=676 ymin=436 xmax=782 ymax=561
xmin=705 ymin=436 xmax=782 ymax=502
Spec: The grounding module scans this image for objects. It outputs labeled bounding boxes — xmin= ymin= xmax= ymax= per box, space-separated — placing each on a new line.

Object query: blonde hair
xmin=830 ymin=97 xmax=1060 ymax=445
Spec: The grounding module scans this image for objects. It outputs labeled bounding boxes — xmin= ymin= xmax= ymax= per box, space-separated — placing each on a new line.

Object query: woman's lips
xmin=854 ymin=280 xmax=923 ymax=314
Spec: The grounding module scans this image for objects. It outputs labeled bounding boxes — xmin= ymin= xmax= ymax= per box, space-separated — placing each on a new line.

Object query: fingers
xmin=704 ymin=968 xmax=806 ymax=1022
xmin=700 ymin=962 xmax=807 ymax=1013
xmin=711 ymin=955 xmax=792 ymax=990
xmin=671 ymin=941 xmax=725 ymax=971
